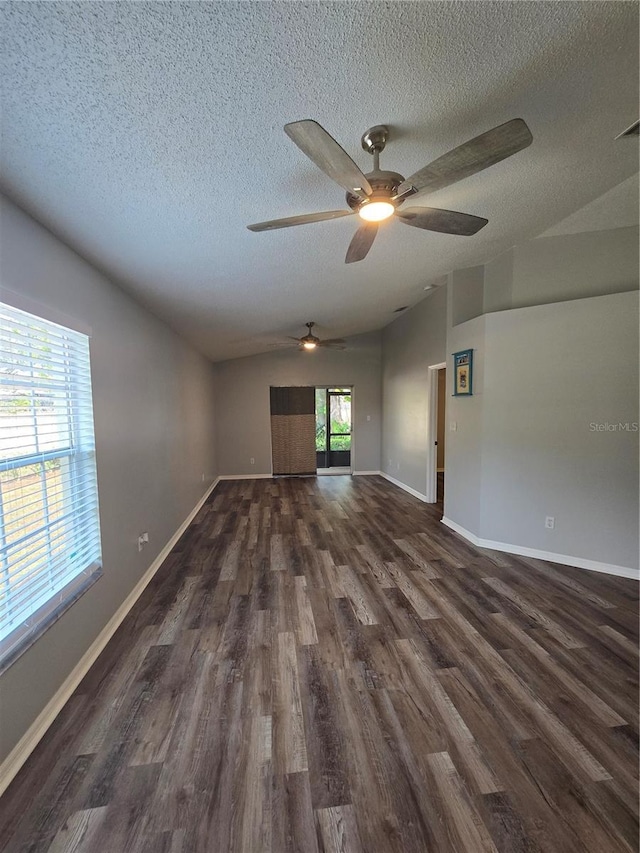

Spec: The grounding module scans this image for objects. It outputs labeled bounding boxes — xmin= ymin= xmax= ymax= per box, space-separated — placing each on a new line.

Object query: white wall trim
xmin=381 ymin=472 xmax=428 ymax=502
xmin=441 ymin=517 xmax=639 ymax=580
xmin=219 ymin=472 xmax=384 ymax=480
xmin=217 ymin=473 xmax=273 ymax=480
xmin=440 ymin=517 xmax=483 ymax=546
xmin=0 ymin=477 xmax=220 ymax=797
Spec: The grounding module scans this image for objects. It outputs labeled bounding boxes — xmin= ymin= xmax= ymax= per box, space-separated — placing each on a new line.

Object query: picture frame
xmin=453 ymin=349 xmax=473 ymax=396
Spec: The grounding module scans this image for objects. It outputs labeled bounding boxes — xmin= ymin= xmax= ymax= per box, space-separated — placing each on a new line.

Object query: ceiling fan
xmin=247 ymin=118 xmax=533 ymax=263
xmin=274 ymin=322 xmax=346 ymax=351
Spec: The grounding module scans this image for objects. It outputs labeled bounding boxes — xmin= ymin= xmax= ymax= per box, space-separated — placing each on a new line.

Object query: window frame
xmin=0 ymin=299 xmax=103 ymax=674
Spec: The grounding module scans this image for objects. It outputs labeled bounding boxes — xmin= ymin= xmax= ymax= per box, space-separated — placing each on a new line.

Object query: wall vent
xmin=615 ymin=120 xmax=639 ymax=139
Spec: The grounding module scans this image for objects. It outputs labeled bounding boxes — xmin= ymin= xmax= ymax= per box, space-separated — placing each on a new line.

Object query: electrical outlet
xmin=250 ymin=457 xmax=255 ymax=465
xmin=545 ymin=516 xmax=555 ymax=529
xmin=450 ymin=421 xmax=457 ymax=432
xmin=137 ymin=532 xmax=149 ymax=552
xmin=201 ymin=472 xmax=205 ymax=482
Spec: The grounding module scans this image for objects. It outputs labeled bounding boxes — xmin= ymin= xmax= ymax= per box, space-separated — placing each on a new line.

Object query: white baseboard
xmin=380 ymin=472 xmax=428 ymax=502
xmin=217 ymin=473 xmax=273 ymax=480
xmin=440 ymin=517 xmax=484 ymax=546
xmin=0 ymin=478 xmax=220 ymax=797
xmin=441 ymin=517 xmax=639 ymax=580
xmin=220 ymin=472 xmax=384 ymax=480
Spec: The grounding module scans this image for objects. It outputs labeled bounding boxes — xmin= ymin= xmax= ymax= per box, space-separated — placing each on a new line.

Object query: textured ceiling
xmin=1 ymin=1 xmax=638 ymax=361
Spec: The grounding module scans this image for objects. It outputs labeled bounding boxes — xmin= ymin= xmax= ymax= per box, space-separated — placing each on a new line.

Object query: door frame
xmin=426 ymin=363 xmax=447 ymax=503
xmin=315 ymin=385 xmax=354 ymax=474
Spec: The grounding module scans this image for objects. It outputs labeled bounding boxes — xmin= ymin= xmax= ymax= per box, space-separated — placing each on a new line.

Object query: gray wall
xmin=0 ymin=196 xmax=217 ymax=763
xmin=451 ymin=265 xmax=484 ymax=326
xmin=444 ymin=291 xmax=639 ymax=570
xmin=380 ymin=216 xmax=639 ymax=571
xmin=215 ymin=332 xmax=382 ymax=476
xmin=381 ymin=286 xmax=447 ymax=496
xmin=483 ymin=248 xmax=514 ymax=314
xmin=479 ymin=291 xmax=639 ymax=568
xmin=443 ymin=313 xmax=486 ymax=535
xmin=446 ymin=224 xmax=639 ymax=569
xmin=484 ymin=225 xmax=639 ymax=312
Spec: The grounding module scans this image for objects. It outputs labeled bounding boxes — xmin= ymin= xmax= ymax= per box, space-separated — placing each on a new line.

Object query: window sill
xmin=0 ymin=567 xmax=103 ymax=677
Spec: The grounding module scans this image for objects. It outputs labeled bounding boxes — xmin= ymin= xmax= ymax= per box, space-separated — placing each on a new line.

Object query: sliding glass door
xmin=315 ymin=388 xmax=352 ymax=469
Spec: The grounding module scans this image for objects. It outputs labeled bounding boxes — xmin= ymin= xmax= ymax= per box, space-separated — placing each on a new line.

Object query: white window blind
xmin=0 ymin=302 xmax=102 ymax=668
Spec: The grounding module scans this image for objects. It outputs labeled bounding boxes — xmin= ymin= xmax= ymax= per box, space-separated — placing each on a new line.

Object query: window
xmin=0 ymin=302 xmax=102 ymax=670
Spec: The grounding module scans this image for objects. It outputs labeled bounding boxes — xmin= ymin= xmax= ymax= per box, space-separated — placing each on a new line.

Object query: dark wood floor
xmin=1 ymin=475 xmax=638 ymax=852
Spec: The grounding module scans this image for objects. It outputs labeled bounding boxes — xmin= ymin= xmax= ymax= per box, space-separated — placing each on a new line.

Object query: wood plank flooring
xmin=1 ymin=475 xmax=638 ymax=852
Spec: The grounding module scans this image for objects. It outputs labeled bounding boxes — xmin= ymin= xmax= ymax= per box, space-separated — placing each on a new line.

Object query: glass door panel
xmin=315 ymin=388 xmax=352 ymax=470
xmin=328 ymin=389 xmax=351 ymax=468
xmin=315 ymin=388 xmax=327 ymax=468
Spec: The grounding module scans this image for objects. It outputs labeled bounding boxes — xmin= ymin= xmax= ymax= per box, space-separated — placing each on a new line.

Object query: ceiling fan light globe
xmin=359 ymin=201 xmax=395 ymax=222
xmin=303 ymin=341 xmax=317 ymax=350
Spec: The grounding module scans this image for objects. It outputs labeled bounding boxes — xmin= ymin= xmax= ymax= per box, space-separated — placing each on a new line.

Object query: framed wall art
xmin=453 ymin=349 xmax=473 ymax=396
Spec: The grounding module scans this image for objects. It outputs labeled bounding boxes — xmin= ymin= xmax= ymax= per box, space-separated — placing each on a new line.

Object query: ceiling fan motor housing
xmin=346 ymin=170 xmax=405 ymax=211
xmin=301 ymin=322 xmax=319 ymax=344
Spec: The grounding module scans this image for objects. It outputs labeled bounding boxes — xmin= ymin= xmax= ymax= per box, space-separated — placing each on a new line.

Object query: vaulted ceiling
xmin=1 ymin=2 xmax=638 ymax=361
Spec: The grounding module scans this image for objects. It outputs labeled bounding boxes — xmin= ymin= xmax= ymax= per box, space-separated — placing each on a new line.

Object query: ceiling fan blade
xmin=396 ymin=207 xmax=488 ymax=236
xmin=247 ymin=209 xmax=354 ymax=232
xmin=345 ymin=223 xmax=378 ymax=264
xmin=284 ymin=120 xmax=373 ymax=198
xmin=396 ymin=118 xmax=533 ymax=198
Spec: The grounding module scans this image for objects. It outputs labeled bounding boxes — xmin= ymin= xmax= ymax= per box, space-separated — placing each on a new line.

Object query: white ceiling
xmin=1 ymin=1 xmax=638 ymax=361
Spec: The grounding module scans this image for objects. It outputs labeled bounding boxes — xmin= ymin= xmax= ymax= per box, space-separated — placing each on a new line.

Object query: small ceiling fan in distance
xmin=275 ymin=322 xmax=346 ymax=351
xmin=247 ymin=118 xmax=533 ymax=263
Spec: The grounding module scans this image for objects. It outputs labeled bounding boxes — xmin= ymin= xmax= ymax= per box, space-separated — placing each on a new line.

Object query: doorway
xmin=426 ymin=363 xmax=447 ymax=503
xmin=315 ymin=387 xmax=352 ymax=473
xmin=436 ymin=367 xmax=446 ymax=504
